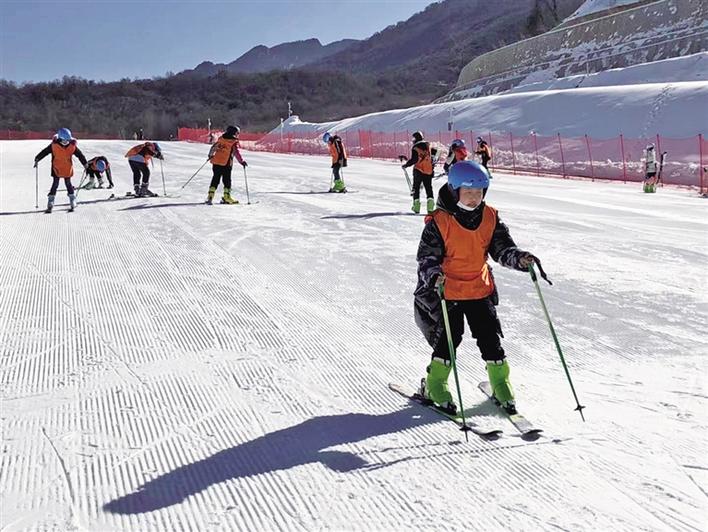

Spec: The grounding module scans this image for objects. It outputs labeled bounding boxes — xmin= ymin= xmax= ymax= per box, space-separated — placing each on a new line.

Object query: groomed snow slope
xmin=1 ymin=140 xmax=706 ymax=531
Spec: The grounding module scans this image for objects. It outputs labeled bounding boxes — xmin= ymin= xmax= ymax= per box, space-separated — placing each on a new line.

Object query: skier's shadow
xmin=322 ymin=212 xmax=416 ymax=220
xmin=266 ymin=190 xmax=332 ymax=195
xmin=117 ymin=201 xmax=205 ymax=211
xmin=103 ymin=407 xmax=438 ymax=515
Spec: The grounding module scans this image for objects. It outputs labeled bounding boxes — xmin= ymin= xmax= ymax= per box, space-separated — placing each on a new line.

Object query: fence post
xmin=557 ymin=133 xmax=566 ymax=178
xmin=585 ymin=134 xmax=595 ymax=181
xmin=700 ymin=133 xmax=705 ymax=195
xmin=620 ymin=134 xmax=627 ymax=183
xmin=510 ymin=132 xmax=517 ymax=175
xmin=533 ymin=132 xmax=540 ymax=177
xmin=656 ymin=133 xmax=662 ymax=187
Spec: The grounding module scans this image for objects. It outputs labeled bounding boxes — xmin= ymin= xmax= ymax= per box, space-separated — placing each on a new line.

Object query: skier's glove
xmin=33 ymin=160 xmax=38 ymax=168
xmin=241 ymin=161 xmax=248 ymax=167
xmin=518 ymin=252 xmax=538 ymax=269
xmin=398 ymin=155 xmax=407 ymax=163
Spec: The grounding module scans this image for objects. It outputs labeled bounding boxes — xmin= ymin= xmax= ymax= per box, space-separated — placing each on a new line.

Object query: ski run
xmin=1 ymin=139 xmax=706 ymax=531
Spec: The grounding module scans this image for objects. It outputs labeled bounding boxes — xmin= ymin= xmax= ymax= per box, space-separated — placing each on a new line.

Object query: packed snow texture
xmin=1 ymin=140 xmax=706 ymax=531
xmin=565 ymin=0 xmax=648 ymax=21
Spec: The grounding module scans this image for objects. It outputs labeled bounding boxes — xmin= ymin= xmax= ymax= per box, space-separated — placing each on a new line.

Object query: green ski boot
xmin=206 ymin=186 xmax=216 ymax=205
xmin=332 ymin=179 xmax=347 ymax=193
xmin=486 ymin=360 xmax=516 ymax=414
xmin=426 ymin=197 xmax=435 ymax=214
xmin=423 ymin=358 xmax=456 ymax=413
xmin=411 ymin=199 xmax=421 ymax=214
xmin=221 ymin=188 xmax=239 ymax=204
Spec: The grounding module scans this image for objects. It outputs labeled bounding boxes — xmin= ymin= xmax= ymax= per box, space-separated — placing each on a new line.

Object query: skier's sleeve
xmin=232 ymin=143 xmax=245 ymax=165
xmin=417 ymin=220 xmax=445 ymax=288
xmin=402 ymin=147 xmax=419 ymax=168
xmin=34 ymin=144 xmax=52 ymax=163
xmin=488 ymin=213 xmax=536 ymax=271
xmin=73 ymin=146 xmax=88 ymax=167
xmin=443 ymin=151 xmax=455 ymax=173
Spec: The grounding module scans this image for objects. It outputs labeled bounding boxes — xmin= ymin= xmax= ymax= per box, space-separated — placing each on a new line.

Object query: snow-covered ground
xmin=564 ymin=0 xmax=647 ymax=22
xmin=1 ymin=140 xmax=707 ymax=531
xmin=278 ymin=54 xmax=708 ymax=139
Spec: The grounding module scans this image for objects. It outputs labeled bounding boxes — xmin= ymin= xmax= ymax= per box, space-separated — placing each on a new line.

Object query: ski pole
xmin=329 ymin=171 xmax=334 ymax=191
xmin=243 ymin=165 xmax=250 ymax=205
xmin=402 ymin=167 xmax=412 ymax=194
xmin=438 ymin=282 xmax=472 ymax=441
xmin=180 ymin=159 xmax=209 ymax=189
xmin=528 ymin=263 xmax=586 ymax=421
xmin=34 ymin=164 xmax=39 ymax=209
xmin=74 ymin=170 xmax=87 ymax=200
xmin=160 ymin=159 xmax=166 ymax=196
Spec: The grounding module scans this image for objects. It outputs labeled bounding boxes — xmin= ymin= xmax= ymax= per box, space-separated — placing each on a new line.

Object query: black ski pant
xmin=332 ymin=162 xmax=343 ymax=181
xmin=129 ymin=160 xmax=150 ymax=187
xmin=431 ymin=297 xmax=505 ymax=363
xmin=209 ymin=164 xmax=232 ymax=190
xmin=412 ymin=169 xmax=434 ymax=200
xmin=48 ymin=177 xmax=74 ymax=196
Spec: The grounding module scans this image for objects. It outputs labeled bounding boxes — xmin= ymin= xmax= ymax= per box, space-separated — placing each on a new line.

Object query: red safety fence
xmin=249 ymin=129 xmax=708 ymax=194
xmin=0 ymin=130 xmax=118 ymax=140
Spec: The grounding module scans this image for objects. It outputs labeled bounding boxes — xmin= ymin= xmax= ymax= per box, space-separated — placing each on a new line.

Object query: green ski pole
xmin=438 ymin=282 xmax=473 ymax=440
xmin=528 ymin=263 xmax=586 ymax=421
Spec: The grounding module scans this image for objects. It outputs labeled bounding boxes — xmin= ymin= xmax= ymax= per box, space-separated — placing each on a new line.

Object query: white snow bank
xmin=277 ymin=80 xmax=708 ymax=139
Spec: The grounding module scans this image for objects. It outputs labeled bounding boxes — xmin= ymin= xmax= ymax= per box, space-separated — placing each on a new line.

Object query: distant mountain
xmin=185 ymin=38 xmax=359 ymax=77
xmin=312 ymin=0 xmax=584 ymax=83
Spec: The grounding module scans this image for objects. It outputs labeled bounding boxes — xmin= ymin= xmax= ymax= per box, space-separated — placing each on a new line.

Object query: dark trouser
xmin=129 ymin=160 xmax=150 ymax=187
xmin=332 ymin=163 xmax=342 ymax=181
xmin=209 ymin=164 xmax=232 ymax=189
xmin=432 ymin=297 xmax=505 ymax=363
xmin=48 ymin=177 xmax=74 ymax=196
xmin=87 ymin=169 xmax=102 ymax=181
xmin=481 ymin=156 xmax=490 ymax=170
xmin=412 ymin=169 xmax=434 ymax=200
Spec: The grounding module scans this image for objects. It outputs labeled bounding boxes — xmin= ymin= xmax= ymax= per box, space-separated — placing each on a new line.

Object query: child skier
xmin=323 ymin=132 xmax=347 ymax=192
xmin=124 ymin=141 xmax=164 ymax=197
xmin=400 ymin=131 xmax=437 ymax=214
xmin=206 ymin=125 xmax=247 ymax=204
xmin=642 ymin=144 xmax=659 ymax=193
xmin=33 ymin=128 xmax=88 ymax=213
xmin=414 ymin=160 xmax=541 ymax=415
xmin=83 ymin=156 xmax=114 ymax=189
xmin=443 ymin=138 xmax=468 ymax=174
xmin=475 ymin=137 xmax=492 ymax=170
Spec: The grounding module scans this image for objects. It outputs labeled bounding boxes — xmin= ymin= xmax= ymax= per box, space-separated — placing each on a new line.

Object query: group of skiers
xmin=35 ymin=126 xmax=667 ymax=418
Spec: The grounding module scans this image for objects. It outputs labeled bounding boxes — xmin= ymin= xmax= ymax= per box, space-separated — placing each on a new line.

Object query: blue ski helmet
xmin=95 ymin=160 xmax=107 ymax=172
xmin=451 ymin=138 xmax=465 ymax=150
xmin=56 ymin=128 xmax=72 ymax=143
xmin=322 ymin=132 xmax=331 ymax=143
xmin=448 ymin=160 xmax=490 ymax=190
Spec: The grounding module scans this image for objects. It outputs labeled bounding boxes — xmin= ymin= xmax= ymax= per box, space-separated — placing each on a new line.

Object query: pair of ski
xmin=108 ymin=192 xmax=160 ymax=200
xmin=389 ymin=382 xmax=542 ymax=439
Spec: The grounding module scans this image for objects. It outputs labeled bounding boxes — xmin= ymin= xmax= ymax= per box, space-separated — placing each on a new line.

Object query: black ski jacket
xmin=414 ymin=184 xmax=534 ymax=348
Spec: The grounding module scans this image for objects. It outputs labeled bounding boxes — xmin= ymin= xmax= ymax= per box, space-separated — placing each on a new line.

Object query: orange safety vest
xmin=210 ymin=137 xmax=240 ymax=166
xmin=414 ymin=143 xmax=433 ymax=175
xmin=125 ymin=143 xmax=157 ymax=164
xmin=51 ymin=142 xmax=77 ymax=178
xmin=433 ymin=205 xmax=497 ymax=300
xmin=329 ymin=137 xmax=347 ymax=164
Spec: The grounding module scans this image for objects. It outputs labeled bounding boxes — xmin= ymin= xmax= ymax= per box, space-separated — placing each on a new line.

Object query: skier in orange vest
xmin=124 ymin=141 xmax=163 ymax=197
xmin=33 ymin=128 xmax=88 ymax=213
xmin=206 ymin=125 xmax=247 ymax=204
xmin=400 ymin=131 xmax=438 ymax=214
xmin=414 ymin=161 xmax=541 ymax=415
xmin=323 ymin=132 xmax=347 ymax=193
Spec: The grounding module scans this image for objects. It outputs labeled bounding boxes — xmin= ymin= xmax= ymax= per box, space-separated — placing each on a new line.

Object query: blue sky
xmin=0 ymin=0 xmax=433 ymax=83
